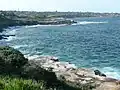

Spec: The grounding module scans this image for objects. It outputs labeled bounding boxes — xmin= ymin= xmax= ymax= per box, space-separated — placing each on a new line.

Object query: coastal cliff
xmin=0 ymin=46 xmax=120 ymax=90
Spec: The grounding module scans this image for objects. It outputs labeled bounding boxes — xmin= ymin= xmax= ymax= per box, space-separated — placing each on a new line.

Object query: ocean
xmin=1 ymin=17 xmax=120 ymax=79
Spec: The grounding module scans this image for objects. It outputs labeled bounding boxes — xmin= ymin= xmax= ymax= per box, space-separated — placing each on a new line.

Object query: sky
xmin=0 ymin=0 xmax=120 ymax=12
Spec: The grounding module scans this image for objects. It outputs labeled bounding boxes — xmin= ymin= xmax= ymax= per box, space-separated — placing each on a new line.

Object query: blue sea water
xmin=1 ymin=17 xmax=120 ymax=79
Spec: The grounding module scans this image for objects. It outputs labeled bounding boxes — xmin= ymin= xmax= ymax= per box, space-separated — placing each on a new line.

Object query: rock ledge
xmin=26 ymin=55 xmax=120 ymax=90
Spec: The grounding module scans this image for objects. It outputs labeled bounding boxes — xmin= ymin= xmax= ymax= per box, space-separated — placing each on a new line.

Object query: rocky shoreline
xmin=0 ymin=19 xmax=76 ymax=40
xmin=1 ymin=46 xmax=120 ymax=90
xmin=26 ymin=55 xmax=120 ymax=90
xmin=0 ymin=11 xmax=77 ymax=40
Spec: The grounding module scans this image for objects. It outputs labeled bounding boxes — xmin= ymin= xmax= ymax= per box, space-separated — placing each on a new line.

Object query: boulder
xmin=50 ymin=56 xmax=59 ymax=62
xmin=94 ymin=70 xmax=106 ymax=77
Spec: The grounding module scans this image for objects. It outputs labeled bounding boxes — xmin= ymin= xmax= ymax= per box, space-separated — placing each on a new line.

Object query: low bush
xmin=22 ymin=60 xmax=58 ymax=87
xmin=0 ymin=46 xmax=28 ymax=74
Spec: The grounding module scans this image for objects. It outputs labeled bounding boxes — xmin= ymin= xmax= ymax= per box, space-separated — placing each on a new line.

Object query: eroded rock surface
xmin=26 ymin=55 xmax=120 ymax=90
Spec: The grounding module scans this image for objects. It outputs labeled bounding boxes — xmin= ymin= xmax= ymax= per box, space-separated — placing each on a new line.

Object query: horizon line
xmin=0 ymin=10 xmax=120 ymax=13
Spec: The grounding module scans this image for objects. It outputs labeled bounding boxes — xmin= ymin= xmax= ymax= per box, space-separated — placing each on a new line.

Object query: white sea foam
xmin=6 ymin=29 xmax=18 ymax=35
xmin=72 ymin=21 xmax=108 ymax=25
xmin=11 ymin=45 xmax=28 ymax=49
xmin=100 ymin=67 xmax=120 ymax=80
xmin=1 ymin=28 xmax=18 ymax=41
xmin=24 ymin=55 xmax=41 ymax=60
xmin=3 ymin=28 xmax=18 ymax=35
xmin=5 ymin=36 xmax=16 ymax=41
xmin=25 ymin=24 xmax=67 ymax=28
xmin=25 ymin=25 xmax=41 ymax=28
xmin=24 ymin=55 xmax=59 ymax=61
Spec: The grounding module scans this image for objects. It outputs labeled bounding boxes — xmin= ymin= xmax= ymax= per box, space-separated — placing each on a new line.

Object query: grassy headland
xmin=0 ymin=11 xmax=120 ymax=31
xmin=0 ymin=11 xmax=120 ymax=39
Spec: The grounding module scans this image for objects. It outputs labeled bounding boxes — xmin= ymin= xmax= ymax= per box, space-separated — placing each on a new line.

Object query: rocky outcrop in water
xmin=26 ymin=55 xmax=120 ymax=90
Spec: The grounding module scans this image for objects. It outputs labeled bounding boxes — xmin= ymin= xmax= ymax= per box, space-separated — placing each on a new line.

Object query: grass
xmin=0 ymin=76 xmax=47 ymax=90
xmin=0 ymin=76 xmax=92 ymax=90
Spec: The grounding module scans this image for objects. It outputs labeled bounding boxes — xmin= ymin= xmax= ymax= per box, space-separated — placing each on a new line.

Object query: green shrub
xmin=22 ymin=60 xmax=58 ymax=87
xmin=0 ymin=46 xmax=28 ymax=74
xmin=0 ymin=57 xmax=5 ymax=73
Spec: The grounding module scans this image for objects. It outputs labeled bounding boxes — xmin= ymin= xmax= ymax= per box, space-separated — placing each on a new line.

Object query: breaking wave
xmin=72 ymin=21 xmax=108 ymax=25
xmin=25 ymin=24 xmax=67 ymax=28
xmin=100 ymin=67 xmax=120 ymax=80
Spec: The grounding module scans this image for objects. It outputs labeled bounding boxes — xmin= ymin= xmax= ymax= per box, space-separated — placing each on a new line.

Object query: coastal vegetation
xmin=0 ymin=76 xmax=46 ymax=90
xmin=0 ymin=46 xmax=119 ymax=90
xmin=0 ymin=46 xmax=87 ymax=90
